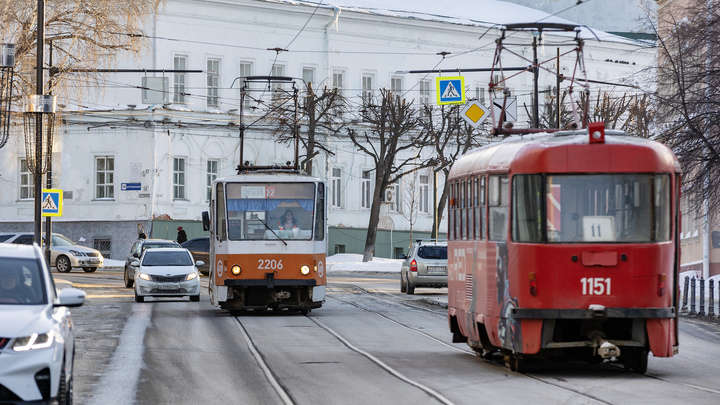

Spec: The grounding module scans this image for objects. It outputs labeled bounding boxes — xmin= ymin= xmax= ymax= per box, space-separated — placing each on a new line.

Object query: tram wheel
xmin=300 ymin=309 xmax=310 ymax=316
xmin=505 ymin=354 xmax=527 ymax=373
xmin=622 ymin=349 xmax=648 ymax=374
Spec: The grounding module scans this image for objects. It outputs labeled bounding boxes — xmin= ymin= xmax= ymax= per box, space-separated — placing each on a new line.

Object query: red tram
xmin=447 ymin=125 xmax=680 ymax=373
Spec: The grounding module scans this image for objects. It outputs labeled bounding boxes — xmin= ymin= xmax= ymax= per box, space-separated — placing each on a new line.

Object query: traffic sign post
xmin=41 ymin=189 xmax=62 ymax=217
xmin=436 ymin=76 xmax=465 ymax=105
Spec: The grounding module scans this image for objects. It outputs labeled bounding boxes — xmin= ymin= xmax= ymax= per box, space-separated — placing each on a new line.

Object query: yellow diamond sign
xmin=461 ymin=100 xmax=490 ymax=128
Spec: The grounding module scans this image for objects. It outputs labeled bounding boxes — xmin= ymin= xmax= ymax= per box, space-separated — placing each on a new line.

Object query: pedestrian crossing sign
xmin=436 ymin=76 xmax=465 ymax=105
xmin=42 ymin=189 xmax=63 ymax=217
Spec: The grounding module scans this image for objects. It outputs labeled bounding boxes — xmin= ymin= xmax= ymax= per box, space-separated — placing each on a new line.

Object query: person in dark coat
xmin=177 ymin=226 xmax=188 ymax=244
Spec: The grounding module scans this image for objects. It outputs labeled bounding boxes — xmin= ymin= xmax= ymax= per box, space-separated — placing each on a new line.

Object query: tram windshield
xmin=223 ymin=182 xmax=317 ymax=241
xmin=513 ymin=174 xmax=671 ymax=243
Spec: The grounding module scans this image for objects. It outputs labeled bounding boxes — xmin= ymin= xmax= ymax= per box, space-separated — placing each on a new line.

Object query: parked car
xmin=131 ymin=247 xmax=202 ymax=302
xmin=0 ymin=232 xmax=104 ymax=273
xmin=123 ymin=239 xmax=181 ymax=288
xmin=399 ymin=239 xmax=448 ymax=295
xmin=0 ymin=243 xmax=86 ymax=404
xmin=181 ymin=237 xmax=209 ymax=275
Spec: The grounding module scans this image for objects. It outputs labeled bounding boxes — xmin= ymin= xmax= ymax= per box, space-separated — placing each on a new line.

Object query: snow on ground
xmin=102 ymin=254 xmax=402 ymax=273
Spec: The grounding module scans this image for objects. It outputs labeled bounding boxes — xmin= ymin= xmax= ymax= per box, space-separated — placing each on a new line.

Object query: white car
xmin=132 ymin=247 xmax=203 ymax=303
xmin=0 ymin=243 xmax=86 ymax=404
xmin=0 ymin=232 xmax=104 ymax=273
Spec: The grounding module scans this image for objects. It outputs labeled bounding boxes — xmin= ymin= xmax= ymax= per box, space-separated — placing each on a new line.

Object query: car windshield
xmin=50 ymin=235 xmax=75 ymax=247
xmin=0 ymin=258 xmax=46 ymax=305
xmin=417 ymin=246 xmax=447 ymax=260
xmin=142 ymin=251 xmax=193 ymax=266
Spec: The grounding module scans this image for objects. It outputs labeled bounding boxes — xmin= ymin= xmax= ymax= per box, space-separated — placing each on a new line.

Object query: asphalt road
xmin=54 ymin=270 xmax=720 ymax=405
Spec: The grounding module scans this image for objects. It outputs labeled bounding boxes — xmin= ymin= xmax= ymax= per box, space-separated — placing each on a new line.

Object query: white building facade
xmin=0 ymin=0 xmax=654 ymax=260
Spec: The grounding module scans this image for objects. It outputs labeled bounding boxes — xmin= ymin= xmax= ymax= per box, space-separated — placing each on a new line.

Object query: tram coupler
xmin=597 ymin=341 xmax=621 ymax=359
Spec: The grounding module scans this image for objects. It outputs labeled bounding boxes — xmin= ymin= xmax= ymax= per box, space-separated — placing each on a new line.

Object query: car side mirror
xmin=131 ymin=259 xmax=140 ymax=266
xmin=202 ymin=211 xmax=211 ymax=231
xmin=196 ymin=260 xmax=205 ymax=267
xmin=55 ymin=287 xmax=86 ymax=307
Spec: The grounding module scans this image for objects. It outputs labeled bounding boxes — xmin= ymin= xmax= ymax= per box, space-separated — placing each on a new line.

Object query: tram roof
xmin=449 ymin=129 xmax=681 ymax=179
xmin=214 ymin=170 xmax=325 ymax=184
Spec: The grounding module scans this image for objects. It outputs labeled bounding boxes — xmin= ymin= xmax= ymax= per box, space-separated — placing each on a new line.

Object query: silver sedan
xmin=132 ymin=247 xmax=203 ymax=303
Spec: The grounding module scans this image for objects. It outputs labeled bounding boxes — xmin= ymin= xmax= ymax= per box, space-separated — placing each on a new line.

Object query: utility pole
xmin=33 ymin=0 xmax=45 ymax=246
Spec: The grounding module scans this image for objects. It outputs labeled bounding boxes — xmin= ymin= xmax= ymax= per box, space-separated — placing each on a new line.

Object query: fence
xmin=680 ymin=276 xmax=720 ymax=318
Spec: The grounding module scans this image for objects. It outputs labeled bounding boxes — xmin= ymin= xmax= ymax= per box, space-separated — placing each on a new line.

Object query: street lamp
xmin=0 ymin=43 xmax=15 ymax=150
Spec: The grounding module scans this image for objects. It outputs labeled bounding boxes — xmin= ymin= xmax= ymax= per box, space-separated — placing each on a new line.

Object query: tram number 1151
xmin=581 ymin=277 xmax=611 ymax=296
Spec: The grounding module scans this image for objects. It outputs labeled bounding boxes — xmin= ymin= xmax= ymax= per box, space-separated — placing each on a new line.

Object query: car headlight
xmin=12 ymin=331 xmax=55 ymax=351
xmin=300 ymin=265 xmax=311 ymax=275
xmin=186 ymin=273 xmax=198 ymax=281
xmin=139 ymin=273 xmax=152 ymax=281
xmin=69 ymin=250 xmax=86 ymax=257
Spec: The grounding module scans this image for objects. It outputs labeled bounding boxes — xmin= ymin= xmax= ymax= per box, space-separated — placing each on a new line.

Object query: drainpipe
xmin=324 ymin=5 xmax=340 ymax=84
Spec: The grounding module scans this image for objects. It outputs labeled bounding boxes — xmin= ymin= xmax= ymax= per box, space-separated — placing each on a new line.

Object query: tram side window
xmin=448 ymin=182 xmax=455 ymax=240
xmin=466 ymin=180 xmax=473 ymax=240
xmin=654 ymin=175 xmax=671 ymax=242
xmin=315 ymin=184 xmax=325 ymax=241
xmin=512 ymin=174 xmax=543 ymax=242
xmin=460 ymin=180 xmax=466 ymax=240
xmin=454 ymin=181 xmax=461 ymax=240
xmin=489 ymin=175 xmax=509 ymax=241
xmin=479 ymin=176 xmax=486 ymax=240
xmin=216 ymin=183 xmax=227 ymax=241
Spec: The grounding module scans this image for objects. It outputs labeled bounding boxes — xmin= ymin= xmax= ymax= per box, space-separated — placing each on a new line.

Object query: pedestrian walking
xmin=177 ymin=226 xmax=187 ymax=244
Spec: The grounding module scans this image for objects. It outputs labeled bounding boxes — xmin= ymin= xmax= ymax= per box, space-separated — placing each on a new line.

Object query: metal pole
xmin=690 ymin=277 xmax=697 ymax=315
xmin=533 ymin=36 xmax=539 ymax=128
xmin=45 ymin=40 xmax=52 ymax=265
xmin=556 ymin=48 xmax=561 ymax=129
xmin=709 ymin=279 xmax=715 ymax=317
xmin=699 ymin=278 xmax=706 ymax=316
xmin=33 ymin=0 xmax=45 ymax=247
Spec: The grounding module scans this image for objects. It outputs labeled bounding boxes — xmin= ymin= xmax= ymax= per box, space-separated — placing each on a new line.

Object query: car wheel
xmin=82 ymin=267 xmax=96 ymax=273
xmin=56 ymin=256 xmax=72 ymax=273
xmin=57 ymin=357 xmax=72 ymax=405
xmin=400 ymin=272 xmax=407 ymax=293
xmin=134 ymin=288 xmax=144 ymax=303
xmin=124 ymin=267 xmax=134 ymax=288
xmin=190 ymin=295 xmax=200 ymax=302
xmin=406 ymin=280 xmax=415 ymax=295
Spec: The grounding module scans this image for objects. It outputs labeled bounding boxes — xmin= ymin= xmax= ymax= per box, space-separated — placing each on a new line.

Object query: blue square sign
xmin=436 ymin=76 xmax=465 ymax=105
xmin=42 ymin=189 xmax=63 ymax=217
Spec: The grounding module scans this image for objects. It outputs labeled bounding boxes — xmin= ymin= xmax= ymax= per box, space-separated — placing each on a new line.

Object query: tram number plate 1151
xmin=580 ymin=277 xmax=611 ymax=295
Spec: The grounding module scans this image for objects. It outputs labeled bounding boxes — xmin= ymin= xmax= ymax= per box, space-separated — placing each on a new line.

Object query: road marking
xmin=87 ymin=303 xmax=151 ymax=405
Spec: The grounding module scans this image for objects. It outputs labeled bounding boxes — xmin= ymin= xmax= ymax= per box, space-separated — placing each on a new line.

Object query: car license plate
xmin=427 ymin=266 xmax=445 ymax=273
xmin=89 ymin=259 xmax=99 ymax=263
xmin=159 ymin=283 xmax=179 ymax=291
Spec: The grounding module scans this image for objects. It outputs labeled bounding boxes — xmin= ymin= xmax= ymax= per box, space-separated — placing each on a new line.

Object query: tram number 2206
xmin=258 ymin=259 xmax=283 ymax=270
xmin=581 ymin=277 xmax=611 ymax=295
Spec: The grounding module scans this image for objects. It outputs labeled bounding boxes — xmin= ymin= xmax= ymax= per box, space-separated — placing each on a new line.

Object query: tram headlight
xmin=231 ymin=265 xmax=242 ymax=275
xmin=300 ymin=265 xmax=311 ymax=275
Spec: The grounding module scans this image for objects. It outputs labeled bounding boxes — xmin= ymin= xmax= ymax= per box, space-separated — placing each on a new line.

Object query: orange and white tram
xmin=202 ymin=169 xmax=327 ymax=314
xmin=446 ymin=125 xmax=681 ymax=372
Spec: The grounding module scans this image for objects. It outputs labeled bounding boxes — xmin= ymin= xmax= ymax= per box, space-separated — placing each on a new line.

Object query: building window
xmin=331 ymin=167 xmax=342 ymax=208
xmin=419 ymin=80 xmax=431 ymax=106
xmin=20 ymin=158 xmax=34 ymax=200
xmin=271 ymin=64 xmax=285 ymax=92
xmin=419 ymin=174 xmax=430 ymax=213
xmin=207 ymin=58 xmax=220 ymax=108
xmin=361 ymin=170 xmax=372 ymax=209
xmin=332 ymin=70 xmax=344 ymax=94
xmin=362 ymin=74 xmax=374 ymax=104
xmin=391 ymin=76 xmax=403 ymax=94
xmin=173 ymin=55 xmax=187 ymax=104
xmin=94 ymin=238 xmax=112 ymax=259
xmin=173 ymin=157 xmax=186 ymax=200
xmin=239 ymin=61 xmax=253 ymax=109
xmin=475 ymin=85 xmax=486 ymax=104
xmin=206 ymin=160 xmax=218 ymax=201
xmin=96 ymin=156 xmax=114 ymax=199
xmin=302 ymin=67 xmax=315 ymax=89
xmin=390 ymin=182 xmax=402 ymax=213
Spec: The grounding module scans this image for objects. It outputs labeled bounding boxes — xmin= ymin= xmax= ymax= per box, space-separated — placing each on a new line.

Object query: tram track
xmin=326 ymin=282 xmax=720 ymax=404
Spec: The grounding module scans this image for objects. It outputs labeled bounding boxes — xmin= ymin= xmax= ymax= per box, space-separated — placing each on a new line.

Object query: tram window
xmin=654 ymin=175 xmax=671 ymax=242
xmin=473 ymin=178 xmax=479 ymax=240
xmin=489 ymin=175 xmax=509 ymax=241
xmin=315 ymin=184 xmax=325 ymax=241
xmin=460 ymin=180 xmax=466 ymax=240
xmin=540 ymin=174 xmax=664 ymax=243
xmin=454 ymin=181 xmax=461 ymax=240
xmin=448 ymin=182 xmax=455 ymax=240
xmin=512 ymin=175 xmax=543 ymax=242
xmin=216 ymin=183 xmax=227 ymax=241
xmin=466 ymin=180 xmax=473 ymax=240
xmin=480 ymin=176 xmax=486 ymax=240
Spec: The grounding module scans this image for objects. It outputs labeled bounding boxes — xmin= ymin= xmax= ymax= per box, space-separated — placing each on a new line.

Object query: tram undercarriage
xmin=218 ymin=283 xmax=324 ymax=314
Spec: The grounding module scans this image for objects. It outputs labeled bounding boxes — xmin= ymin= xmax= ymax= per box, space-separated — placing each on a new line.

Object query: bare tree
xmin=420 ymin=103 xmax=489 ymax=238
xmin=400 ymin=173 xmax=420 ymax=244
xmin=651 ymin=0 xmax=720 ymax=218
xmin=267 ymin=83 xmax=346 ymax=174
xmin=347 ymin=88 xmax=434 ymax=262
xmin=1 ymin=0 xmax=162 ymax=101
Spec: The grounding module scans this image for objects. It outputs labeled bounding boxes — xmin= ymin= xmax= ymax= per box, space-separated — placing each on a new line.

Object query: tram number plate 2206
xmin=580 ymin=277 xmax=611 ymax=295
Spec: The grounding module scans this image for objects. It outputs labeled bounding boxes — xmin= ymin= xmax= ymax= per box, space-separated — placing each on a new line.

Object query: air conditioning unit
xmin=382 ymin=188 xmax=395 ymax=203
